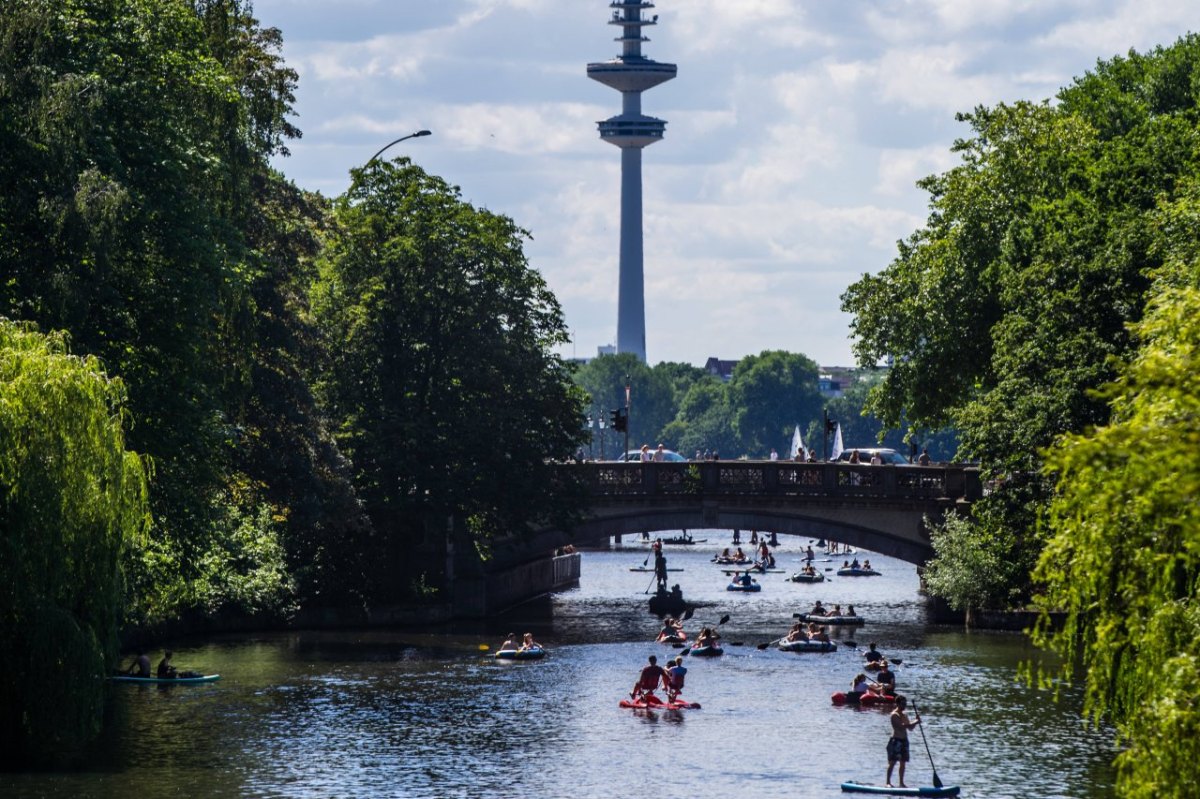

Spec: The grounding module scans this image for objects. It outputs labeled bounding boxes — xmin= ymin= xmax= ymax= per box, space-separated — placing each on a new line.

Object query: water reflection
xmin=0 ymin=535 xmax=1116 ymax=798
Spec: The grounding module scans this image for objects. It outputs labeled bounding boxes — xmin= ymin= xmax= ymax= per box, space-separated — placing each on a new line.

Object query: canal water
xmin=2 ymin=534 xmax=1116 ymax=798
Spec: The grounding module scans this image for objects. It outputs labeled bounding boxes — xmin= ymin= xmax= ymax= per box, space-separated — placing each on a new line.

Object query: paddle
xmin=909 ymin=698 xmax=944 ymax=789
xmin=756 ymin=636 xmax=785 ymax=650
xmin=681 ymin=607 xmax=695 ymax=622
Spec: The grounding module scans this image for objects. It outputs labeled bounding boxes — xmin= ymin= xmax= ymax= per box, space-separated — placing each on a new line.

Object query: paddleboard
xmin=840 ymin=782 xmax=960 ymax=797
xmin=629 ymin=567 xmax=684 ymax=572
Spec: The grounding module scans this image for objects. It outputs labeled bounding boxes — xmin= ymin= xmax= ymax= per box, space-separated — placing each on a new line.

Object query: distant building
xmin=597 ymin=344 xmax=616 ymax=358
xmin=704 ymin=357 xmax=738 ymax=382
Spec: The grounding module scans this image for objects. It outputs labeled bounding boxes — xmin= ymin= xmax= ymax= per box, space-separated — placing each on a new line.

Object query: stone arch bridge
xmin=451 ymin=461 xmax=982 ymax=616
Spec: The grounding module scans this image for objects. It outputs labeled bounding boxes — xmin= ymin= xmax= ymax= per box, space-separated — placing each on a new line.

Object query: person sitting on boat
xmin=849 ymin=673 xmax=873 ymax=701
xmin=500 ymin=633 xmax=519 ymax=651
xmin=665 ymin=656 xmax=687 ymax=702
xmin=632 ymin=654 xmax=669 ymax=699
xmin=720 ymin=547 xmax=731 ymax=559
xmin=695 ymin=626 xmax=721 ymax=649
xmin=784 ymin=622 xmax=806 ymax=643
xmin=829 ymin=603 xmax=843 ymax=617
xmin=737 ymin=571 xmax=754 ymax=587
xmin=809 ymin=600 xmax=827 ymax=617
xmin=863 ymin=641 xmax=884 ymax=660
xmin=734 ymin=547 xmax=746 ymax=561
xmin=804 ymin=564 xmax=818 ymax=577
xmin=766 ymin=552 xmax=776 ymax=568
xmin=125 ymin=650 xmax=151 ymax=677
xmin=810 ymin=626 xmax=831 ymax=644
xmin=875 ymin=660 xmax=896 ymax=695
xmin=656 ymin=618 xmax=684 ymax=643
xmin=842 ymin=560 xmax=851 ymax=569
xmin=850 ymin=557 xmax=861 ymax=569
xmin=156 ymin=651 xmax=176 ymax=679
xmin=519 ymin=632 xmax=541 ymax=651
xmin=862 ymin=559 xmax=872 ymax=571
xmin=846 ymin=604 xmax=858 ymax=617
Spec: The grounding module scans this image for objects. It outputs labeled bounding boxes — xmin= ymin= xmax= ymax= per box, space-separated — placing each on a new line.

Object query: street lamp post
xmin=367 ymin=129 xmax=432 ymax=164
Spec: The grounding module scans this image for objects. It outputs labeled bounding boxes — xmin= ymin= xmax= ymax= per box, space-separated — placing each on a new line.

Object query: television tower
xmin=587 ymin=2 xmax=676 ymax=363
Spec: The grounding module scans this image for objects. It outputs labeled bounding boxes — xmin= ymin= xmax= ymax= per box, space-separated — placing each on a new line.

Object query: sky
xmin=255 ymin=0 xmax=1197 ymax=368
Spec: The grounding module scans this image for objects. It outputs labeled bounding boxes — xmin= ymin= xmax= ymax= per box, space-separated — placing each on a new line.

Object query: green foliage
xmin=727 ymin=350 xmax=824 ymax=457
xmin=922 ymin=512 xmax=1024 ymax=612
xmin=1034 ymin=284 xmax=1200 ymax=799
xmin=0 ymin=320 xmax=149 ymax=766
xmin=0 ymin=0 xmax=363 ymax=626
xmin=572 ymin=353 xmax=676 ymax=454
xmin=841 ymin=34 xmax=1200 ymax=610
xmin=312 ymin=159 xmax=587 ymax=596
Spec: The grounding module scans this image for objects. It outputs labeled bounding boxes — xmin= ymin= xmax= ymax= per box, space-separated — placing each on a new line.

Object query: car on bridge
xmin=835 ymin=448 xmax=913 ymax=465
xmin=616 ymin=448 xmax=688 ymax=462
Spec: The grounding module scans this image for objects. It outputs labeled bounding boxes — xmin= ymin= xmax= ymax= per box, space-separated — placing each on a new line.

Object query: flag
xmin=789 ymin=424 xmax=804 ymax=459
xmin=830 ymin=423 xmax=844 ymax=461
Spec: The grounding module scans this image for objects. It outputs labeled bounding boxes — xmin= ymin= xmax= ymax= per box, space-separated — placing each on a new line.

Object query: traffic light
xmin=612 ymin=408 xmax=628 ymax=433
xmin=610 ymin=409 xmax=622 ymax=431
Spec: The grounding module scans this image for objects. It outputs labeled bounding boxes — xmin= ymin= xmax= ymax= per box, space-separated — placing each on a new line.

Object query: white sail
xmin=789 ymin=424 xmax=803 ymax=459
xmin=830 ymin=424 xmax=844 ymax=461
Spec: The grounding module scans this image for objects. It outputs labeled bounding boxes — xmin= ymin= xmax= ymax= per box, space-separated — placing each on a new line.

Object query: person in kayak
xmin=665 ymin=656 xmax=687 ymax=702
xmin=519 ymin=633 xmax=541 ymax=651
xmin=156 ymin=651 xmax=176 ymax=679
xmin=875 ymin=660 xmax=896 ymax=695
xmin=886 ymin=696 xmax=921 ymax=788
xmin=631 ymin=654 xmax=669 ymax=699
xmin=499 ymin=633 xmax=519 ymax=651
xmin=124 ymin=650 xmax=151 ymax=677
xmin=656 ymin=617 xmax=684 ymax=642
xmin=849 ymin=673 xmax=873 ymax=702
xmin=695 ymin=626 xmax=721 ymax=649
xmin=863 ymin=642 xmax=884 ymax=662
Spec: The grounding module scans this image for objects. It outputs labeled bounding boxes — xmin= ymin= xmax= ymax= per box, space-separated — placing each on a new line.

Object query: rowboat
xmin=794 ymin=613 xmax=865 ymax=625
xmin=778 ymin=639 xmax=836 ymax=653
xmin=110 ymin=674 xmax=220 ymax=685
xmin=787 ymin=572 xmax=825 ymax=583
xmin=494 ymin=647 xmax=546 ymax=660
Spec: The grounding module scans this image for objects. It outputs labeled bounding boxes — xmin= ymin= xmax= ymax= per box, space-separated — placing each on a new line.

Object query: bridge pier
xmin=451 ymin=551 xmax=581 ymax=618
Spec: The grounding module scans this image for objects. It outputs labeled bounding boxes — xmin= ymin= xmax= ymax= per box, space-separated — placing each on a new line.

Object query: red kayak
xmin=620 ymin=692 xmax=701 ymax=710
xmin=831 ymin=691 xmax=898 ymax=706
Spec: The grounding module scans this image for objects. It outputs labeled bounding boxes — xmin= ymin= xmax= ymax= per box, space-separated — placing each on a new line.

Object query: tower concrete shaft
xmin=587 ymin=1 xmax=676 ymax=363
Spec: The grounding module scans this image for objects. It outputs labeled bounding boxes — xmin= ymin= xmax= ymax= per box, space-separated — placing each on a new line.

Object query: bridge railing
xmin=574 ymin=460 xmax=980 ymax=502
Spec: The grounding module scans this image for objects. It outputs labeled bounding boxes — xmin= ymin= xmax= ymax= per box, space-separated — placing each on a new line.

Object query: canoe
xmin=688 ymin=644 xmax=724 ymax=657
xmin=111 ymin=674 xmax=220 ymax=685
xmin=726 ymin=582 xmax=762 ymax=592
xmin=620 ymin=693 xmax=700 ymax=710
xmin=778 ymin=639 xmax=837 ymax=653
xmin=794 ymin=613 xmax=865 ymax=625
xmin=831 ymin=691 xmax=898 ymax=706
xmin=837 ymin=568 xmax=881 ymax=577
xmin=494 ymin=647 xmax=546 ymax=660
xmin=787 ymin=572 xmax=825 ymax=583
xmin=840 ymin=782 xmax=960 ymax=797
xmin=629 ymin=567 xmax=684 ymax=572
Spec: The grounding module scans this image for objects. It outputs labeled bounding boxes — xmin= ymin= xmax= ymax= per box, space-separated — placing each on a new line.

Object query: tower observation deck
xmin=587 ymin=2 xmax=676 ymax=363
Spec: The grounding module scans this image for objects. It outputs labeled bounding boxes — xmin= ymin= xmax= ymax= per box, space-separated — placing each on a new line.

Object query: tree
xmin=0 ymin=321 xmax=149 ymax=766
xmin=572 ymin=353 xmax=676 ymax=455
xmin=312 ymin=159 xmax=586 ymax=596
xmin=727 ymin=350 xmax=823 ymax=457
xmin=1034 ymin=283 xmax=1200 ymax=799
xmin=841 ymin=35 xmax=1200 ymax=609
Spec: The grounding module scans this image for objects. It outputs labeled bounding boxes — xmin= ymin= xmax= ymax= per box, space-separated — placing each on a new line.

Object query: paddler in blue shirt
xmin=666 ymin=656 xmax=687 ymax=702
